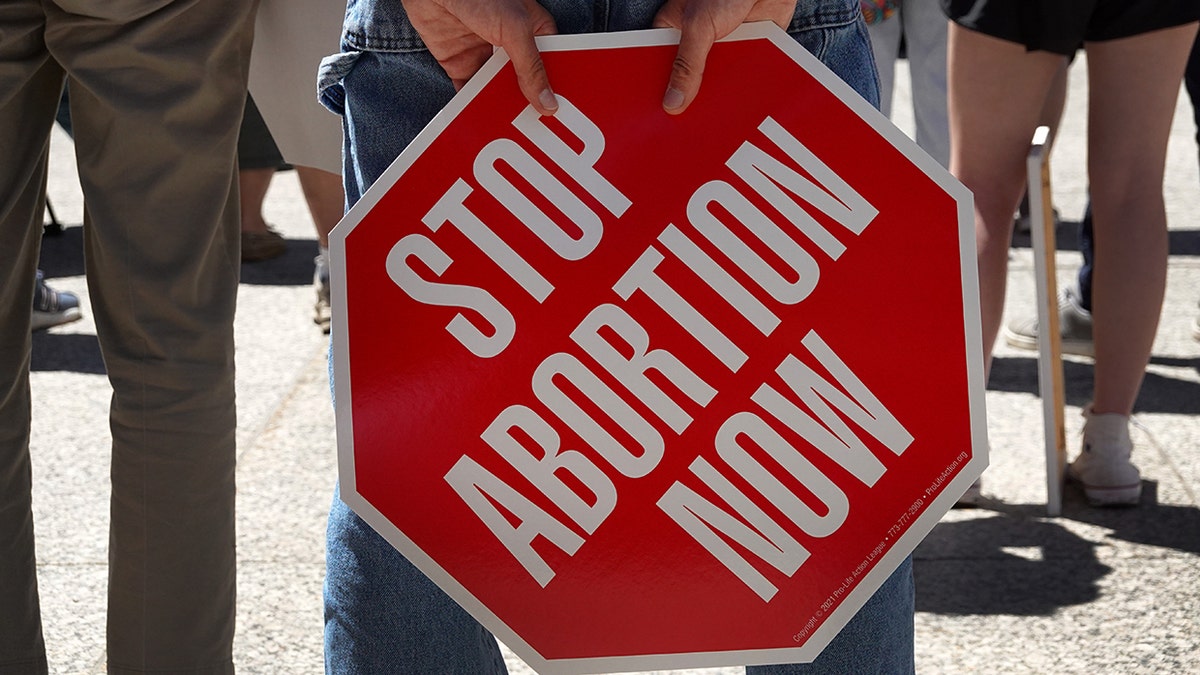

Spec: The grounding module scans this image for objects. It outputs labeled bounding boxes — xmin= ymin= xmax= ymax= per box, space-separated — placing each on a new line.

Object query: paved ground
xmin=28 ymin=53 xmax=1200 ymax=674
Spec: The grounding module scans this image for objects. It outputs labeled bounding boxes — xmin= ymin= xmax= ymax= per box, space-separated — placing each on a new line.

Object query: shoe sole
xmin=1066 ymin=466 xmax=1141 ymax=506
xmin=1002 ymin=326 xmax=1094 ymax=358
xmin=1079 ymin=482 xmax=1141 ymax=507
xmin=31 ymin=307 xmax=82 ymax=331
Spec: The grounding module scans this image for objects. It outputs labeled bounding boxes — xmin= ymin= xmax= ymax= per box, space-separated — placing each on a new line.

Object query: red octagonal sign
xmin=331 ymin=23 xmax=986 ymax=674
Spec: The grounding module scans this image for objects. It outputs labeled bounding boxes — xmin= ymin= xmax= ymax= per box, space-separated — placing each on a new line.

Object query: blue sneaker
xmin=32 ymin=270 xmax=82 ymax=331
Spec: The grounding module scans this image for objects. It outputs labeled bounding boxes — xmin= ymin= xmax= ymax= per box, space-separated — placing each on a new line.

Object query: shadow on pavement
xmin=914 ymin=513 xmax=1109 ymax=616
xmin=916 ymin=482 xmax=1199 ymax=616
xmin=30 ymin=332 xmax=105 ymax=374
xmin=987 ymin=356 xmax=1200 ymax=416
xmin=1060 ymin=482 xmax=1200 ymax=555
xmin=1010 ymin=223 xmax=1200 ymax=257
xmin=37 ymin=223 xmax=85 ymax=279
xmin=239 ymin=236 xmax=320 ymax=286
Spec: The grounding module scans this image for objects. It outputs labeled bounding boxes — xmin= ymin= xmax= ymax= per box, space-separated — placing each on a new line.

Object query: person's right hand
xmin=402 ymin=0 xmax=561 ymax=115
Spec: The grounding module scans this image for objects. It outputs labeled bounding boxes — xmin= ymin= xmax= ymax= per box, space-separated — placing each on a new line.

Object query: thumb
xmin=505 ymin=9 xmax=560 ymax=116
xmin=662 ymin=27 xmax=713 ymax=114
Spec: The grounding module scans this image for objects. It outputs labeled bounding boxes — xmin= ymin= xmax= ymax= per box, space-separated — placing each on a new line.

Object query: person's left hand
xmin=653 ymin=0 xmax=797 ymax=114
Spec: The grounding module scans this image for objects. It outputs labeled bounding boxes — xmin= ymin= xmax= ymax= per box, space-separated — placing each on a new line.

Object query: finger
xmin=506 ymin=39 xmax=558 ymax=115
xmin=503 ymin=14 xmax=559 ymax=116
xmin=441 ymin=44 xmax=497 ymax=91
xmin=663 ymin=21 xmax=716 ymax=115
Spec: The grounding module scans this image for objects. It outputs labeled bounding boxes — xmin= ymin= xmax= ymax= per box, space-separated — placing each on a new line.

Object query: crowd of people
xmin=6 ymin=0 xmax=1199 ymax=673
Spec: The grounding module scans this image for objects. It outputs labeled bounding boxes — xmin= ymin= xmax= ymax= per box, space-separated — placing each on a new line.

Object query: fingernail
xmin=539 ymin=88 xmax=558 ymax=113
xmin=663 ymin=87 xmax=685 ymax=111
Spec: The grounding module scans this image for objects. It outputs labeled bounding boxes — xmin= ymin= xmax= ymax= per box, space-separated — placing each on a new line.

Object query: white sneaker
xmin=1003 ymin=284 xmax=1094 ymax=357
xmin=1066 ymin=406 xmax=1141 ymax=506
xmin=1013 ymin=204 xmax=1060 ymax=235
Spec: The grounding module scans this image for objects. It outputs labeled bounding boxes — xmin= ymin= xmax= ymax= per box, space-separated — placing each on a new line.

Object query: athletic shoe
xmin=1003 ymin=285 xmax=1094 ymax=357
xmin=241 ymin=227 xmax=287 ymax=262
xmin=32 ymin=270 xmax=82 ymax=331
xmin=1013 ymin=205 xmax=1059 ymax=235
xmin=1066 ymin=406 xmax=1141 ymax=506
xmin=314 ymin=253 xmax=331 ymax=334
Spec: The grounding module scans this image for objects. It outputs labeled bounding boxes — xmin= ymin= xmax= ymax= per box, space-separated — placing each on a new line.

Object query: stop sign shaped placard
xmin=331 ymin=23 xmax=986 ymax=674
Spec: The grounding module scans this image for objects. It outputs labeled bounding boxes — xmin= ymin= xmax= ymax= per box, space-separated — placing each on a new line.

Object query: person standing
xmin=863 ymin=0 xmax=951 ymax=167
xmin=0 ymin=1 xmax=257 ymax=672
xmin=317 ymin=1 xmax=916 ymax=673
xmin=1004 ymin=32 xmax=1200 ymax=353
xmin=944 ymin=0 xmax=1199 ymax=505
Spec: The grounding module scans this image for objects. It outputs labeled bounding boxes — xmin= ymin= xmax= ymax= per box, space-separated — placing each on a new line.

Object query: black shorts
xmin=942 ymin=0 xmax=1200 ymax=55
xmin=237 ymin=95 xmax=286 ymax=171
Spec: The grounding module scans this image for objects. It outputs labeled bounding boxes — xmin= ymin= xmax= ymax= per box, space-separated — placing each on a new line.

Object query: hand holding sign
xmin=403 ymin=0 xmax=561 ymax=113
xmin=653 ymin=0 xmax=799 ymax=112
xmin=403 ymin=0 xmax=802 ymax=115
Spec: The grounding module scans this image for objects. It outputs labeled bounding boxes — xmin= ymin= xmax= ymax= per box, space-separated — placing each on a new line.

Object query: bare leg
xmin=947 ymin=25 xmax=1066 ymax=376
xmin=1040 ymin=62 xmax=1069 ymax=149
xmin=297 ymin=165 xmax=341 ymax=332
xmin=239 ymin=166 xmax=275 ymax=234
xmin=296 ymin=165 xmax=342 ymax=248
xmin=1085 ymin=23 xmax=1199 ymax=415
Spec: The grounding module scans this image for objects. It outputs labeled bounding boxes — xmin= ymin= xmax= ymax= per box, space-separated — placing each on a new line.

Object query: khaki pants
xmin=0 ymin=1 xmax=256 ymax=673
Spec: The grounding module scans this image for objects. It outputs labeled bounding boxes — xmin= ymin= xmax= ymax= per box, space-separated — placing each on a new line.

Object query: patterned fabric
xmin=861 ymin=0 xmax=899 ymax=24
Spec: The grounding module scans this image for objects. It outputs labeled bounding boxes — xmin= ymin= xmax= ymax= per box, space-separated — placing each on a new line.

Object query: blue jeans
xmin=320 ymin=2 xmax=911 ymax=673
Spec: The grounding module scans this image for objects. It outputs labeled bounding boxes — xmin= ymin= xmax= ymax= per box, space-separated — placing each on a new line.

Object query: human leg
xmin=238 ymin=166 xmax=286 ymax=262
xmin=1183 ymin=34 xmax=1200 ymax=341
xmin=323 ymin=486 xmax=507 ymax=674
xmin=1013 ymin=62 xmax=1069 ymax=233
xmin=297 ymin=166 xmax=342 ymax=332
xmin=1061 ymin=23 xmax=1198 ymax=505
xmin=901 ymin=0 xmax=949 ymax=167
xmin=297 ymin=166 xmax=342 ymax=250
xmin=1002 ymin=61 xmax=1092 ymax=355
xmin=745 ymin=556 xmax=914 ymax=674
xmin=0 ymin=3 xmax=63 ymax=671
xmin=946 ymin=24 xmax=1067 ymax=375
xmin=321 ymin=44 xmax=502 ymax=670
xmin=47 ymin=0 xmax=256 ymax=670
xmin=238 ymin=95 xmax=287 ymax=261
xmin=239 ymin=166 xmax=276 ymax=232
xmin=1084 ymin=23 xmax=1197 ymax=416
xmin=866 ymin=14 xmax=901 ymax=118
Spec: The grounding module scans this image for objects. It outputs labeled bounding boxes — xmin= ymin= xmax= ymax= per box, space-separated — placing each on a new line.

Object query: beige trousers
xmin=0 ymin=1 xmax=256 ymax=673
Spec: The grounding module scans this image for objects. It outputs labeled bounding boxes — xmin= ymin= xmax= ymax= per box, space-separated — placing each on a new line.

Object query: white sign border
xmin=330 ymin=21 xmax=988 ymax=675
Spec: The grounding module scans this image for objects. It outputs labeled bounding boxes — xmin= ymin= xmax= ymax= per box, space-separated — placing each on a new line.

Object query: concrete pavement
xmin=27 ymin=53 xmax=1200 ymax=674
